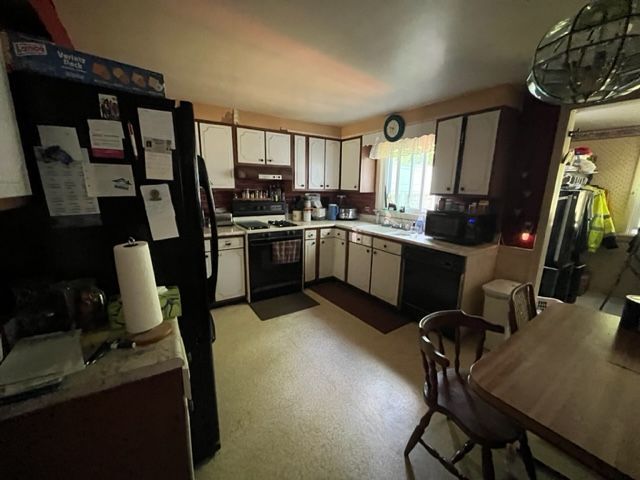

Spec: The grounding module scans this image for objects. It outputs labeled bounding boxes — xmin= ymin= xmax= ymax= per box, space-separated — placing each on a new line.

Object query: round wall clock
xmin=383 ymin=114 xmax=405 ymax=142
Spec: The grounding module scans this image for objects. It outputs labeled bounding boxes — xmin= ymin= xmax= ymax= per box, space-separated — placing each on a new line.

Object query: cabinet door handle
xmin=326 ymin=184 xmax=330 ymax=188
xmin=321 ymin=240 xmax=325 ymax=244
xmin=268 ymin=159 xmax=273 ymax=163
xmin=366 ymin=249 xmax=370 ymax=253
xmin=301 ymin=183 xmax=304 ymax=187
xmin=446 ymin=187 xmax=451 ymax=191
xmin=373 ymin=250 xmax=377 ymax=255
xmin=460 ymin=187 xmax=465 ymax=191
xmin=311 ymin=241 xmax=315 ymax=245
xmin=383 ymin=244 xmax=387 ymax=248
xmin=341 ymin=242 xmax=344 ymax=245
xmin=259 ymin=158 xmax=264 ymax=162
xmin=224 ymin=241 xmax=231 ymax=246
xmin=320 ymin=184 xmax=324 ymax=187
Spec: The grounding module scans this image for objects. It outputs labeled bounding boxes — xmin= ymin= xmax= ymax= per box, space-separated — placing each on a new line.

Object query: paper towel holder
xmin=124 ymin=237 xmax=138 ymax=248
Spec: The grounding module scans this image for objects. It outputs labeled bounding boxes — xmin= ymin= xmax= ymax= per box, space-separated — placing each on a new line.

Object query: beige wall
xmin=193 ymin=103 xmax=341 ymax=138
xmin=570 ymin=136 xmax=640 ymax=232
xmin=340 ymin=84 xmax=524 ymax=137
xmin=194 ymin=83 xmax=524 ymax=141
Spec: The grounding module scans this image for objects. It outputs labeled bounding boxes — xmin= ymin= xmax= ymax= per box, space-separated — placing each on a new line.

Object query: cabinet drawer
xmin=304 ymin=229 xmax=317 ymax=240
xmin=320 ymin=228 xmax=343 ymax=238
xmin=349 ymin=232 xmax=372 ymax=246
xmin=218 ymin=236 xmax=244 ymax=250
xmin=372 ymin=238 xmax=402 ymax=255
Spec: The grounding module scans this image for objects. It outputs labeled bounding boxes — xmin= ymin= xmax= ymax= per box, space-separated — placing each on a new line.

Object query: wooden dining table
xmin=469 ymin=303 xmax=640 ymax=480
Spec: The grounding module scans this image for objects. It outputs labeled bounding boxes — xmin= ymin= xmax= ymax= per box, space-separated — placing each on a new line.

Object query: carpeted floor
xmin=310 ymin=280 xmax=411 ymax=333
xmin=197 ymin=290 xmax=599 ymax=480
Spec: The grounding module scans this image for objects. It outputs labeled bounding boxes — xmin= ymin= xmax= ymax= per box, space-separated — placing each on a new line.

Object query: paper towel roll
xmin=113 ymin=240 xmax=163 ymax=334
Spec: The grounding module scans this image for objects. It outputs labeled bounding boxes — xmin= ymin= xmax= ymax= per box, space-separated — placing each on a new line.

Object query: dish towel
xmin=272 ymin=239 xmax=301 ymax=265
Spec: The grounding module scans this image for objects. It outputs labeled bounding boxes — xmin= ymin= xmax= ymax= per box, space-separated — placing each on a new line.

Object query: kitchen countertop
xmin=205 ymin=221 xmax=497 ymax=257
xmin=0 ymin=319 xmax=188 ymax=421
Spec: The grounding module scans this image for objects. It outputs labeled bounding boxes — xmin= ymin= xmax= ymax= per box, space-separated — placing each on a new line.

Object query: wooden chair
xmin=508 ymin=283 xmax=537 ymax=334
xmin=404 ymin=310 xmax=536 ymax=480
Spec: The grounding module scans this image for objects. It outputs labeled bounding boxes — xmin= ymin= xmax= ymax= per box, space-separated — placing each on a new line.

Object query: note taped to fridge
xmin=37 ymin=125 xmax=83 ymax=161
xmin=140 ymin=184 xmax=179 ymax=240
xmin=84 ymin=163 xmax=135 ymax=197
xmin=145 ymin=150 xmax=173 ymax=180
xmin=87 ymin=119 xmax=124 ymax=158
xmin=35 ymin=147 xmax=100 ymax=216
xmin=138 ymin=108 xmax=175 ymax=149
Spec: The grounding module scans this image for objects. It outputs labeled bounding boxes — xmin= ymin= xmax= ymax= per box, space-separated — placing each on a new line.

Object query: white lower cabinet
xmin=347 ymin=242 xmax=372 ymax=292
xmin=334 ymin=239 xmax=346 ymax=281
xmin=304 ymin=239 xmax=317 ymax=283
xmin=318 ymin=237 xmax=334 ymax=279
xmin=215 ymin=248 xmax=246 ymax=302
xmin=370 ymin=249 xmax=402 ymax=306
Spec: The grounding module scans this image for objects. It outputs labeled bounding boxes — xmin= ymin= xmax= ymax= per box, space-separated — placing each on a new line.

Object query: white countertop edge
xmin=206 ymin=221 xmax=498 ymax=257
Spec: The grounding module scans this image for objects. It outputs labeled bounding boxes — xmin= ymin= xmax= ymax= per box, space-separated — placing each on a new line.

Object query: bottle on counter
xmin=415 ymin=212 xmax=425 ymax=235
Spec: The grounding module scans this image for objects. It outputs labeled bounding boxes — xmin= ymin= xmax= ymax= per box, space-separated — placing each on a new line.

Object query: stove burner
xmin=268 ymin=220 xmax=298 ymax=228
xmin=236 ymin=220 xmax=270 ymax=230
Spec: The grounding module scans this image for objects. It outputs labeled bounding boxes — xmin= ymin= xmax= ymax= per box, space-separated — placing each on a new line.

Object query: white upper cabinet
xmin=370 ymin=249 xmax=401 ymax=306
xmin=198 ymin=122 xmax=235 ymax=189
xmin=340 ymin=138 xmax=361 ymax=191
xmin=308 ymin=137 xmax=326 ymax=190
xmin=265 ymin=131 xmax=291 ymax=166
xmin=324 ymin=139 xmax=341 ymax=190
xmin=236 ymin=127 xmax=266 ymax=164
xmin=431 ymin=116 xmax=463 ymax=195
xmin=458 ymin=110 xmax=501 ymax=196
xmin=294 ymin=135 xmax=307 ymax=190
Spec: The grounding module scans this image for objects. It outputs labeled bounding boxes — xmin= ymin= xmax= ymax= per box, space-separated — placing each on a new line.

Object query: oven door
xmin=248 ymin=234 xmax=303 ymax=301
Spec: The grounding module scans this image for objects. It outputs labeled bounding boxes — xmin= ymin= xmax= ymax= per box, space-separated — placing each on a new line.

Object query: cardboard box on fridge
xmin=1 ymin=31 xmax=165 ymax=97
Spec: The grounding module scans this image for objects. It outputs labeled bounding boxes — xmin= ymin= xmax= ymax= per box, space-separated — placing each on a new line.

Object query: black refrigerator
xmin=539 ymin=189 xmax=592 ymax=302
xmin=0 ymin=71 xmax=221 ymax=463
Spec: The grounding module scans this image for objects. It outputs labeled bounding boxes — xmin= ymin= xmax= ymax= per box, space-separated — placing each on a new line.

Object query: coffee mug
xmin=292 ymin=210 xmax=302 ymax=221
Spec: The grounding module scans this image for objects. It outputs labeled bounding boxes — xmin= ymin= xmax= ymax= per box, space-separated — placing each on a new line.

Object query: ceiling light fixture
xmin=528 ymin=0 xmax=640 ymax=105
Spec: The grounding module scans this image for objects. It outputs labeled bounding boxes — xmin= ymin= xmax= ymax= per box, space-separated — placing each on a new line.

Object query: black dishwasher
xmin=401 ymin=246 xmax=465 ymax=321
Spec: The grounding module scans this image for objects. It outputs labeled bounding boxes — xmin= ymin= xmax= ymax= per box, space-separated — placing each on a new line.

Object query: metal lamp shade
xmin=528 ymin=0 xmax=640 ymax=104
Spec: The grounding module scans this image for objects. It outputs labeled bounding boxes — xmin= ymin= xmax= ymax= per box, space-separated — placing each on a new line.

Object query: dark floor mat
xmin=250 ymin=292 xmax=319 ymax=321
xmin=309 ymin=281 xmax=411 ymax=334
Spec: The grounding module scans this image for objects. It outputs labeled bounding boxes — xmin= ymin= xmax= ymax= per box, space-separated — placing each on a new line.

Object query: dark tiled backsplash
xmin=211 ymin=180 xmax=375 ymax=214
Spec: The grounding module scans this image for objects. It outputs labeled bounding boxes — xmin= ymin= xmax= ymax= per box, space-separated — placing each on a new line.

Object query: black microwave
xmin=425 ymin=211 xmax=496 ymax=245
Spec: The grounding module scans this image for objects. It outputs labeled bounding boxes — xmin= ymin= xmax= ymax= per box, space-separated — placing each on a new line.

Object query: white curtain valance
xmin=370 ymin=134 xmax=435 ymax=160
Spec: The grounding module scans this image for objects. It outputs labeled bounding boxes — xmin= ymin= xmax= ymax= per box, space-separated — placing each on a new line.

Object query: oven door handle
xmin=249 ymin=238 xmax=302 ymax=246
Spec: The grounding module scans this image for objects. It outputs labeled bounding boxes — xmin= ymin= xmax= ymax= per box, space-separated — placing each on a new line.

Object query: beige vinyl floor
xmin=196 ymin=290 xmax=601 ymax=480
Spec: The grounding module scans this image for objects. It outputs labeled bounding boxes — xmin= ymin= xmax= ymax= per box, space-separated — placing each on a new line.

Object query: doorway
xmin=537 ymin=98 xmax=640 ymax=315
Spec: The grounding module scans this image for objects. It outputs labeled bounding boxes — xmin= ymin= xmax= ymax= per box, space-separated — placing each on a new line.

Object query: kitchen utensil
xmin=327 ymin=204 xmax=338 ymax=220
xmin=311 ymin=207 xmax=326 ymax=220
xmin=338 ymin=207 xmax=358 ymax=220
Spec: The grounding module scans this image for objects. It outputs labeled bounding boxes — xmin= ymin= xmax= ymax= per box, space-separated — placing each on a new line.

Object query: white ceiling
xmin=574 ymin=99 xmax=640 ymax=130
xmin=53 ymin=0 xmax=584 ymax=126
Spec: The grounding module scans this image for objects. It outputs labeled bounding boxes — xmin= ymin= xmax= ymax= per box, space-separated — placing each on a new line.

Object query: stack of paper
xmin=0 ymin=330 xmax=85 ymax=399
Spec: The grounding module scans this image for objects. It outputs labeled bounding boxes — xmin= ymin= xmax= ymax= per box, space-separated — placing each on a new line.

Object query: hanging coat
xmin=583 ymin=185 xmax=617 ymax=252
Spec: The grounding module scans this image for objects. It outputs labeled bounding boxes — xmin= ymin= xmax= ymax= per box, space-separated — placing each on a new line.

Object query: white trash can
xmin=482 ymin=279 xmax=522 ymax=350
